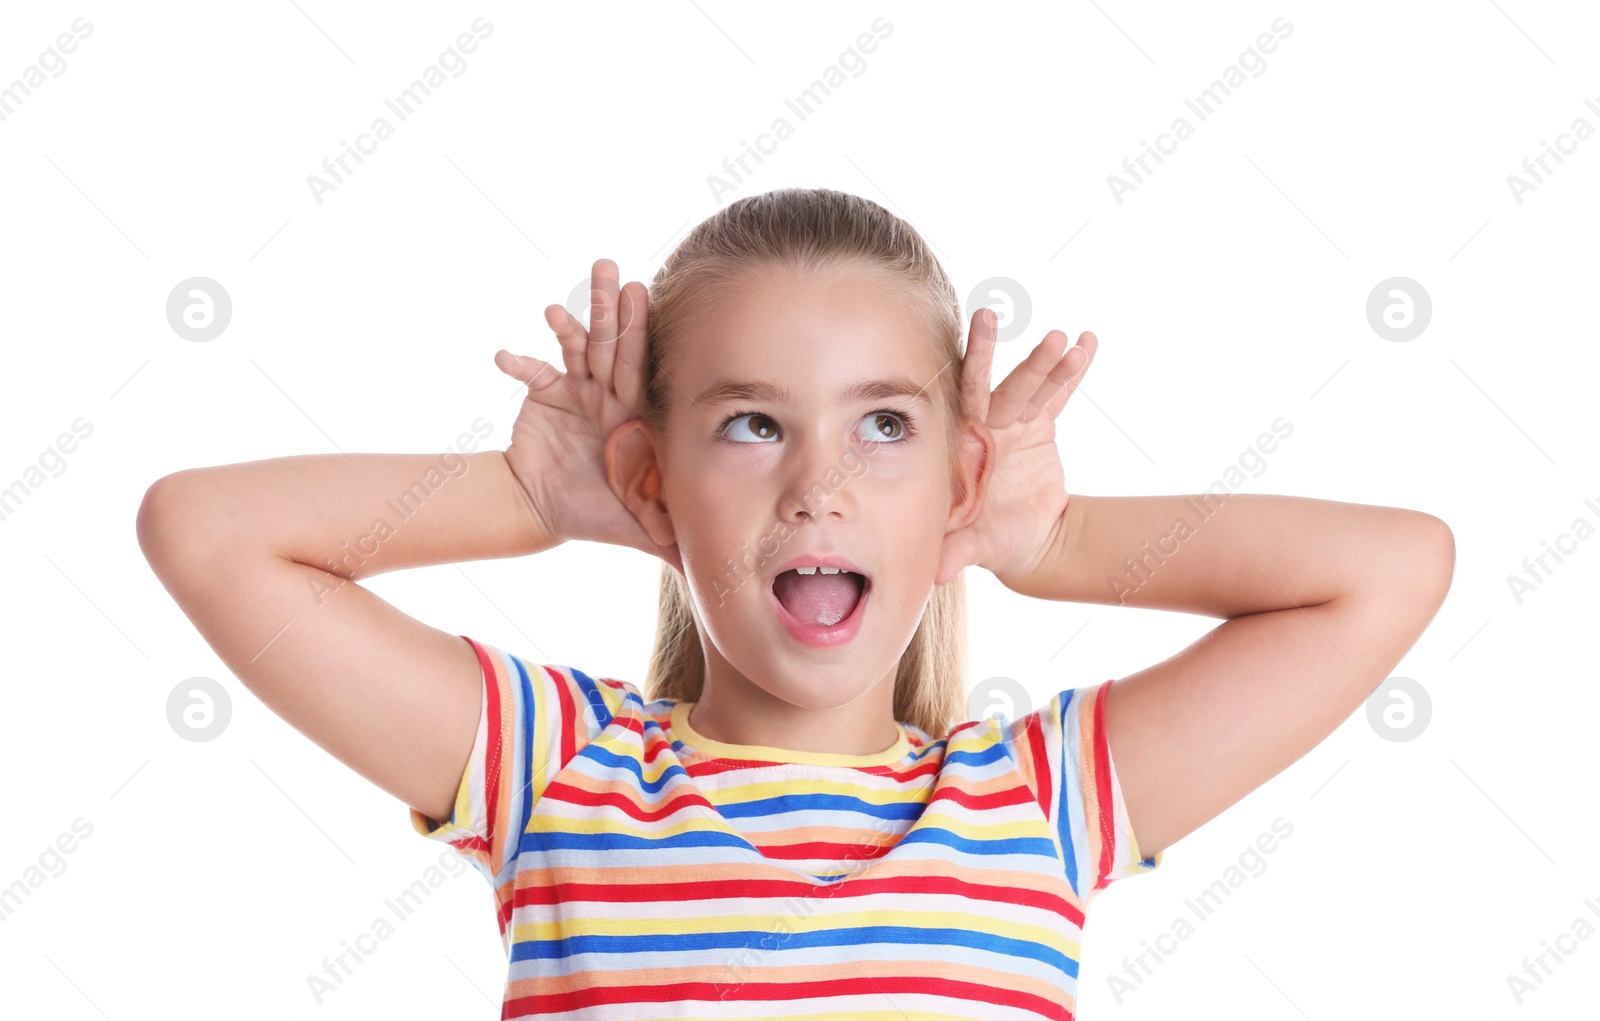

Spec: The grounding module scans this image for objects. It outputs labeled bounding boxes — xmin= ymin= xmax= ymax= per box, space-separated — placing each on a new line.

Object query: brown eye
xmin=720 ymin=412 xmax=780 ymax=443
xmin=859 ymin=410 xmax=913 ymax=443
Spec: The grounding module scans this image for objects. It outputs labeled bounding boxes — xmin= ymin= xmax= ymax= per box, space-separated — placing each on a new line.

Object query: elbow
xmin=136 ymin=470 xmax=203 ymax=574
xmin=1413 ymin=512 xmax=1456 ymax=606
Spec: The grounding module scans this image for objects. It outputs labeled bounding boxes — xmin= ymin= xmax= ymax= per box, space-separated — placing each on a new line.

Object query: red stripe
xmin=461 ymin=636 xmax=502 ymax=865
xmin=546 ymin=665 xmax=577 ymax=770
xmin=1025 ymin=710 xmax=1053 ymax=823
xmin=932 ymin=781 xmax=1035 ymax=812
xmin=545 ymin=775 xmax=1033 ymax=823
xmin=610 ymin=705 xmax=645 ymax=740
xmin=507 ymin=973 xmax=1071 ymax=1020
xmin=514 ymin=872 xmax=1085 ymax=926
xmin=541 ymin=781 xmax=717 ymax=822
xmin=1090 ymin=681 xmax=1116 ymax=893
xmin=747 ymin=840 xmax=895 ymax=861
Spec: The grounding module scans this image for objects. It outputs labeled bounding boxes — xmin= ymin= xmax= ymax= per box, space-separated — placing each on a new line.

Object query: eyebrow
xmin=693 ymin=375 xmax=937 ymax=408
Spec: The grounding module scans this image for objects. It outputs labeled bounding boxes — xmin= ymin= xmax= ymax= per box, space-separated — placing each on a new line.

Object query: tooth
xmin=795 ymin=566 xmax=817 ymax=575
xmin=818 ymin=566 xmax=840 ymax=574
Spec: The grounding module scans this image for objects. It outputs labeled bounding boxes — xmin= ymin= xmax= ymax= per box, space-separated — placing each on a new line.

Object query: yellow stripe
xmin=529 ymin=808 xmax=1051 ymax=846
xmin=525 ymin=656 xmax=551 ymax=809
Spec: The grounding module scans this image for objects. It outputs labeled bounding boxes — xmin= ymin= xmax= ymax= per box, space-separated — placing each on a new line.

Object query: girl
xmin=137 ymin=188 xmax=1454 ymax=1019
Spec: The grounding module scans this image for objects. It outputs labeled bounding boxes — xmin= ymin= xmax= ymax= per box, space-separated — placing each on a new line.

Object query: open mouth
xmin=769 ymin=566 xmax=870 ymax=648
xmin=772 ymin=566 xmax=867 ymax=626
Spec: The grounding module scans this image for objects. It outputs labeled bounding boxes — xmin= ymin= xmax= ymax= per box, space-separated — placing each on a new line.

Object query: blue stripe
xmin=505 ymin=653 xmax=538 ymax=885
xmin=566 ymin=666 xmax=613 ymax=731
xmin=521 ymin=824 xmax=1057 ymax=860
xmin=944 ymin=742 xmax=1012 ymax=768
xmin=1056 ymin=691 xmax=1079 ymax=897
xmin=527 ymin=828 xmax=756 ymax=852
xmin=581 ymin=743 xmax=690 ymax=794
xmin=895 ymin=826 xmax=1059 ymax=859
xmin=718 ymin=792 xmax=927 ymax=820
xmin=511 ymin=923 xmax=1077 ymax=977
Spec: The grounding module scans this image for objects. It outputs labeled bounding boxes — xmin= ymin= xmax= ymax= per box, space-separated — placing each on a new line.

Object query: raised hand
xmin=494 ymin=258 xmax=682 ymax=570
xmin=941 ymin=309 xmax=1097 ymax=586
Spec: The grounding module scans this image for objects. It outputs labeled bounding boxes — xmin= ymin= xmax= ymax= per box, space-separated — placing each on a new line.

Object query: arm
xmin=136 ymin=449 xmax=558 ymax=824
xmin=997 ymin=492 xmax=1455 ymax=858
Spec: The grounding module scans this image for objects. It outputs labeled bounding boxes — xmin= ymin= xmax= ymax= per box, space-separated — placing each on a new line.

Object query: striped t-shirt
xmin=411 ymin=636 xmax=1162 ymax=1020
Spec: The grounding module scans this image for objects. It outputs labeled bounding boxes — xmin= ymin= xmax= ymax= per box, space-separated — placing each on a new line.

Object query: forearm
xmin=147 ymin=449 xmax=556 ymax=579
xmin=1000 ymin=492 xmax=1446 ymax=618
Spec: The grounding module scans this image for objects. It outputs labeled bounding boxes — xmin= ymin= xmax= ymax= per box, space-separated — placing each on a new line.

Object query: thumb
xmin=495 ymin=349 xmax=560 ymax=390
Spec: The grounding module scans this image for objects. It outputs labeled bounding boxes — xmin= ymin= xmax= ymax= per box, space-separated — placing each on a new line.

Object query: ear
xmin=606 ymin=419 xmax=678 ymax=553
xmin=950 ymin=418 xmax=994 ymax=531
xmin=934 ymin=419 xmax=994 ymax=584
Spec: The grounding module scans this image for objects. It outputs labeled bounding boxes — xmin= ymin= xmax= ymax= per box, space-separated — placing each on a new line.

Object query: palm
xmin=495 ymin=259 xmax=682 ymax=569
xmin=945 ymin=312 xmax=1098 ymax=583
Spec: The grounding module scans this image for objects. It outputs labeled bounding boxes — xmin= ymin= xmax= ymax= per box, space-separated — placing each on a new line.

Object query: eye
xmin=717 ymin=411 xmax=780 ymax=443
xmin=715 ymin=408 xmax=918 ymax=444
xmin=858 ymin=408 xmax=916 ymax=443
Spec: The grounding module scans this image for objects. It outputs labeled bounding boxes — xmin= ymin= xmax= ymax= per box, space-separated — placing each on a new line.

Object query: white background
xmin=1 ymin=2 xmax=1595 ymax=1017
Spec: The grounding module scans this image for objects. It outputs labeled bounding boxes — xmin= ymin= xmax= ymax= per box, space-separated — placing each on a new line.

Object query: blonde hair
xmin=637 ymin=187 xmax=972 ymax=739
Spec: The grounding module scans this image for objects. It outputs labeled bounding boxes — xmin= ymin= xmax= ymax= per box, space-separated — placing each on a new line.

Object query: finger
xmin=546 ymin=303 xmax=591 ymax=382
xmin=1041 ymin=331 xmax=1098 ymax=419
xmin=494 ymin=348 xmax=562 ymax=392
xmin=960 ymin=308 xmax=998 ymax=423
xmin=586 ymin=258 xmax=620 ymax=389
xmin=1022 ymin=345 xmax=1086 ymax=423
xmin=613 ymin=282 xmax=650 ymax=412
xmin=986 ymin=329 xmax=1069 ymax=431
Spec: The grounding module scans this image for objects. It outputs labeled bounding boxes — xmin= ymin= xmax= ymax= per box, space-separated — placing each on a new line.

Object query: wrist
xmin=495 ymin=451 xmax=563 ymax=555
xmin=995 ymin=495 xmax=1082 ymax=599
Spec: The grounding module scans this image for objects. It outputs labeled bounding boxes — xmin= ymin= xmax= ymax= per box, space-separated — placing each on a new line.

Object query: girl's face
xmin=651 ymin=263 xmax=983 ymax=714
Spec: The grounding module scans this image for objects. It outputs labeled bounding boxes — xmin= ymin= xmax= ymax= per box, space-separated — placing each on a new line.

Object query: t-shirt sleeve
xmin=1008 ymin=678 xmax=1162 ymax=904
xmin=407 ymin=636 xmax=617 ymax=886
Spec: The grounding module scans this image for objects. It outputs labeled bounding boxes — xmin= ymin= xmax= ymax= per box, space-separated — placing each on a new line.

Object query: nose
xmin=777 ymin=426 xmax=858 ymax=525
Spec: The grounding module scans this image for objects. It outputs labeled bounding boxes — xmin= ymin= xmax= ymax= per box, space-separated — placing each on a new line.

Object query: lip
xmin=768 ymin=571 xmax=871 ymax=649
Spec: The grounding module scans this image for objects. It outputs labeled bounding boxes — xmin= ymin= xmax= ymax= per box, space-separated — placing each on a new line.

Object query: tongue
xmin=773 ymin=571 xmax=862 ymax=628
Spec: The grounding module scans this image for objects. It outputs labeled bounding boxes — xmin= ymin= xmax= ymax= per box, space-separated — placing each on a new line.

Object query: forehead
xmin=671 ymin=263 xmax=947 ymax=395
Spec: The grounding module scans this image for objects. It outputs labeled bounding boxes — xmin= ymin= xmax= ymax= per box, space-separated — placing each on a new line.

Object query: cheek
xmin=674 ymin=489 xmax=768 ymax=590
xmin=867 ymin=448 xmax=953 ymax=509
xmin=878 ymin=467 xmax=955 ymax=563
